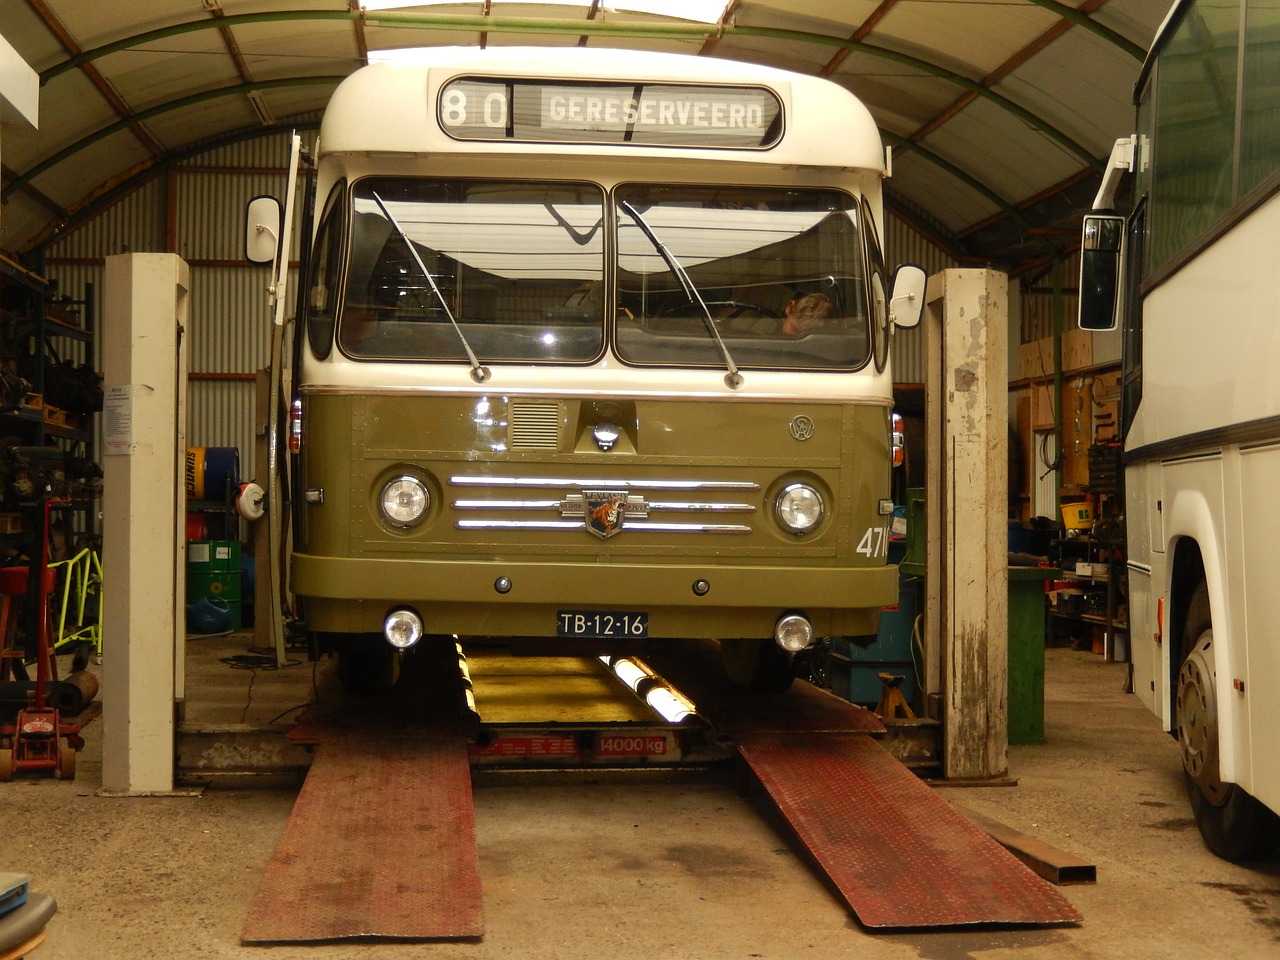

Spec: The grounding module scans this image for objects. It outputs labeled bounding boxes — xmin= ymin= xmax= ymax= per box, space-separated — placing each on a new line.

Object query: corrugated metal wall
xmin=43 ymin=133 xmax=299 ymax=490
xmin=883 ymin=216 xmax=955 ymax=386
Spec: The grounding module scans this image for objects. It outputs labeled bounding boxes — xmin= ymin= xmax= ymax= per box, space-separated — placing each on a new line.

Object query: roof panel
xmin=731 ymin=0 xmax=876 ymax=34
xmin=872 ymin=0 xmax=1060 ymax=77
xmin=918 ymin=95 xmax=1086 ymax=201
xmin=26 ymin=127 xmax=154 ymax=206
xmin=141 ymin=97 xmax=262 ymax=152
xmin=2 ymin=71 xmax=118 ymax=168
xmin=704 ymin=35 xmax=840 ymax=75
xmin=887 ymin=148 xmax=996 ymax=234
xmin=41 ymin=0 xmax=215 ymax=49
xmin=830 ymin=51 xmax=960 ymax=130
xmin=98 ymin=39 xmax=243 ymax=112
xmin=233 ymin=21 xmax=363 ymax=78
xmin=0 ymin=1 xmax=66 ymax=74
xmin=998 ymin=31 xmax=1143 ymax=159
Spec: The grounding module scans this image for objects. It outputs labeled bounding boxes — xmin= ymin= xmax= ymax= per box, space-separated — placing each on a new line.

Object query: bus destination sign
xmin=439 ymin=78 xmax=783 ymax=148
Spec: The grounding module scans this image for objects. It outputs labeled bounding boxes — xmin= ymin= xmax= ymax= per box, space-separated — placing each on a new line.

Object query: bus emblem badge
xmin=585 ymin=492 xmax=628 ymax=539
xmin=789 ymin=415 xmax=815 ymax=441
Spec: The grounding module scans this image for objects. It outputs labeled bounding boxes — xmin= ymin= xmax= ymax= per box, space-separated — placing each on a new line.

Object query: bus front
xmin=288 ymin=53 xmax=924 ymax=693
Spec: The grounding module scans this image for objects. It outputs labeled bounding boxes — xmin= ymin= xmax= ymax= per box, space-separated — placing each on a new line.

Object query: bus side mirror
xmin=245 ymin=195 xmax=283 ymax=265
xmin=1078 ymin=213 xmax=1124 ymax=331
xmin=889 ymin=263 xmax=926 ymax=329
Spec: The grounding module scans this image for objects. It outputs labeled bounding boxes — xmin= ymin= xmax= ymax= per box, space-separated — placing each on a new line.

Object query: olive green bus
xmin=258 ymin=47 xmax=924 ymax=693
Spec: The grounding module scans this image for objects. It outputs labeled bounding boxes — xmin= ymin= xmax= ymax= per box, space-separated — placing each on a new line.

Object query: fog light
xmin=774 ymin=613 xmax=814 ymax=653
xmin=384 ymin=608 xmax=424 ymax=650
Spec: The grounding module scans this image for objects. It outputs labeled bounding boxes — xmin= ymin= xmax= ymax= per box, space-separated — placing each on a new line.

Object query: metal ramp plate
xmin=241 ymin=733 xmax=483 ymax=943
xmin=739 ymin=734 xmax=1082 ymax=929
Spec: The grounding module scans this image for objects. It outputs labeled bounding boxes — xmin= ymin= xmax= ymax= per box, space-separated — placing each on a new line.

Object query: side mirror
xmin=1078 ymin=213 xmax=1124 ymax=331
xmin=245 ymin=195 xmax=283 ymax=265
xmin=888 ymin=263 xmax=926 ymax=329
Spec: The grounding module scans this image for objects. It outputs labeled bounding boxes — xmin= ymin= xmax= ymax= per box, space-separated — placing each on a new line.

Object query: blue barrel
xmin=202 ymin=447 xmax=240 ymax=502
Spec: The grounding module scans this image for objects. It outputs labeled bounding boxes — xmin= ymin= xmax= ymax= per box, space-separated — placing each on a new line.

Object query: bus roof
xmin=318 ymin=46 xmax=884 ymax=173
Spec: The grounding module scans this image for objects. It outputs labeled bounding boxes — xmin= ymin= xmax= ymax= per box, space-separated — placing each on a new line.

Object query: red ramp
xmin=241 ymin=733 xmax=483 ymax=943
xmin=739 ymin=733 xmax=1082 ymax=929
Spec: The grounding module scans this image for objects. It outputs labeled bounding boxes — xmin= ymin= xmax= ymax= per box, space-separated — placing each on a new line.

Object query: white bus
xmin=1080 ymin=0 xmax=1280 ymax=858
xmin=250 ymin=47 xmax=925 ymax=696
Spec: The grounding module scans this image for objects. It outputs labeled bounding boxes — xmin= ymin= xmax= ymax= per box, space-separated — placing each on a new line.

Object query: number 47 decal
xmin=856 ymin=526 xmax=890 ymax=558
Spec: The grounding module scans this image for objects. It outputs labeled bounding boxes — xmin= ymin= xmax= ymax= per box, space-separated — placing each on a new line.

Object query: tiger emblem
xmin=585 ymin=492 xmax=628 ymax=539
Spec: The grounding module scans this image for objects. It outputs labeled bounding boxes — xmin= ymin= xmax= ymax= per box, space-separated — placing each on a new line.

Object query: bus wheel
xmin=337 ymin=645 xmax=401 ymax=696
xmin=721 ymin=639 xmax=795 ymax=694
xmin=1176 ymin=582 xmax=1279 ymax=861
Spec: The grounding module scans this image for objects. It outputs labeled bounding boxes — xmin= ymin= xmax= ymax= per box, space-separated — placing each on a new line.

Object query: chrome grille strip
xmin=451 ymin=475 xmax=759 ymax=491
xmin=450 ymin=474 xmax=759 ymax=535
xmin=647 ymin=500 xmax=754 ymax=513
xmin=456 ymin=519 xmax=751 ymax=533
xmin=454 ymin=499 xmax=562 ymax=510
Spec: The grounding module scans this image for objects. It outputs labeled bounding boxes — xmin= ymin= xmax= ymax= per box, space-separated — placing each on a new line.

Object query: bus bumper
xmin=291 ymin=554 xmax=898 ymax=640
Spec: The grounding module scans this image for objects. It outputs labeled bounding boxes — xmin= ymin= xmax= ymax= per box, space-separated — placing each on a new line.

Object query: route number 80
xmin=440 ymin=89 xmax=509 ymax=129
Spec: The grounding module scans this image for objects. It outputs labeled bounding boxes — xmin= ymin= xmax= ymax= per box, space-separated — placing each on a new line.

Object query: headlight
xmin=380 ymin=475 xmax=430 ymax=528
xmin=775 ymin=482 xmax=824 ymax=534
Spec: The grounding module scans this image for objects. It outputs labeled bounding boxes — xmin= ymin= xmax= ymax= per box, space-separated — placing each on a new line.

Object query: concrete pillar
xmin=100 ymin=254 xmax=189 ymax=795
xmin=922 ymin=269 xmax=1009 ymax=780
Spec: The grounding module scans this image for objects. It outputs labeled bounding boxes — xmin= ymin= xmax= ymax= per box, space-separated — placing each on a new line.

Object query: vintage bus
xmin=1079 ymin=0 xmax=1280 ymax=858
xmin=252 ymin=47 xmax=925 ymax=696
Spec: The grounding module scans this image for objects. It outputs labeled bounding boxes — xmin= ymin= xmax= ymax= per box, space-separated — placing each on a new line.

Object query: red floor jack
xmin=0 ymin=499 xmax=83 ymax=781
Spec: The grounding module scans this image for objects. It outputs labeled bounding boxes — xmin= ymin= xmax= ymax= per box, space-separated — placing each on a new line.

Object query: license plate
xmin=556 ymin=610 xmax=649 ymax=639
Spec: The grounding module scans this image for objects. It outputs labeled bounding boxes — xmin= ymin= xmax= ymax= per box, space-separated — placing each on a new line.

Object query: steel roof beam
xmin=3 ymin=76 xmax=340 ymax=203
xmin=37 ymin=10 xmax=1099 ymax=166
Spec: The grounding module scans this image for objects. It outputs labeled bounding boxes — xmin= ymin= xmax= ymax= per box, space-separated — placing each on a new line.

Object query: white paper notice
xmin=103 ymin=384 xmax=134 ymax=455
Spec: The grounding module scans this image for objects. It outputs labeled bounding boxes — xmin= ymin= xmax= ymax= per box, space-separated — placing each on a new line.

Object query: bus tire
xmin=1176 ymin=581 xmax=1279 ymax=861
xmin=720 ymin=639 xmax=795 ymax=694
xmin=337 ymin=645 xmax=401 ymax=696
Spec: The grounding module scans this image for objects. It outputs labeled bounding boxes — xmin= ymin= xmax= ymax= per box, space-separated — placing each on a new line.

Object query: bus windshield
xmin=340 ymin=177 xmax=607 ymax=362
xmin=614 ymin=185 xmax=870 ymax=370
xmin=337 ymin=178 xmax=871 ymax=371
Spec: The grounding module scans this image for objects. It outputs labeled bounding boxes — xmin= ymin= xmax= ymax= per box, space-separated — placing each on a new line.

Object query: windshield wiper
xmin=619 ymin=201 xmax=743 ymax=389
xmin=370 ymin=190 xmax=490 ymax=384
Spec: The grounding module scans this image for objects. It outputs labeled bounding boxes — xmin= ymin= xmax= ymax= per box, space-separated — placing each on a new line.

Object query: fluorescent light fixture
xmin=599 ymin=655 xmax=699 ymax=725
xmin=361 ymin=0 xmax=731 ymax=25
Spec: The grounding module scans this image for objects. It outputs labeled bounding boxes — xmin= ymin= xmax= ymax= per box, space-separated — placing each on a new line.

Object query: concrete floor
xmin=3 ymin=640 xmax=1279 ymax=960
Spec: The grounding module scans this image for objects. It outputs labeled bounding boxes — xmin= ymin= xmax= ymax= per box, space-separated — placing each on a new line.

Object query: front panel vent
xmin=508 ymin=400 xmax=561 ymax=450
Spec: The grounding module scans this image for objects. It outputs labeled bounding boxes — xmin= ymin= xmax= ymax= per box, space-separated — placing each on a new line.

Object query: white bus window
xmin=338 ymin=178 xmax=606 ymax=363
xmin=613 ymin=185 xmax=870 ymax=371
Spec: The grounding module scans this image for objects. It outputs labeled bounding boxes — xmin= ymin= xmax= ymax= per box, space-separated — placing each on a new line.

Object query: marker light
xmin=288 ymin=398 xmax=303 ymax=453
